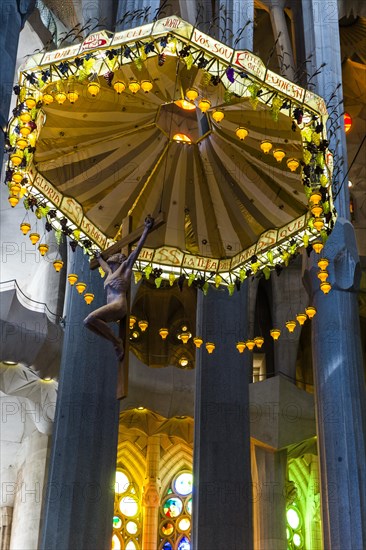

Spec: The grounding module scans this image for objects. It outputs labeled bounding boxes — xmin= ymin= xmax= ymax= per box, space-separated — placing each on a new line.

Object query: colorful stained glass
xmin=161 ymin=521 xmax=175 ymax=536
xmin=126 ymin=521 xmax=138 ymax=535
xmin=293 ymin=533 xmax=302 ymax=547
xmin=120 ymin=495 xmax=139 ymax=517
xmin=163 ymin=497 xmax=183 ymax=518
xmin=162 ymin=543 xmax=173 ymax=550
xmin=174 ymin=473 xmax=193 ymax=496
xmin=177 ymin=536 xmax=190 ymax=550
xmin=115 ymin=471 xmax=129 ymax=494
xmin=178 ymin=518 xmax=190 ymax=531
xmin=113 ymin=516 xmax=122 ymax=529
xmin=112 ymin=534 xmax=121 ymax=550
xmin=186 ymin=498 xmax=192 ymax=516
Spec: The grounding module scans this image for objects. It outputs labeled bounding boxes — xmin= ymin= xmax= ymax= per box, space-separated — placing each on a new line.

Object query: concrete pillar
xmin=192 ymin=284 xmax=253 ymax=550
xmin=218 ymin=1 xmax=254 ymax=50
xmin=40 ymin=247 xmax=120 ymax=550
xmin=115 ymin=0 xmax=160 ymax=32
xmin=9 ymin=430 xmax=48 ymax=550
xmin=268 ymin=1 xmax=295 ymax=79
xmin=253 ymin=446 xmax=287 ymax=550
xmin=142 ymin=435 xmax=161 ymax=550
xmin=303 ymin=218 xmax=366 ymax=549
xmin=0 ymin=1 xmax=35 ymax=170
xmin=0 ymin=508 xmax=12 ymax=550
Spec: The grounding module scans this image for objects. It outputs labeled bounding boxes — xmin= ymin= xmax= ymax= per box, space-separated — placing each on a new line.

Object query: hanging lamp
xmin=84 ymin=292 xmax=95 ymax=304
xmin=236 ymin=127 xmax=249 ymax=140
xmin=305 ymin=306 xmax=317 ymax=318
xmin=270 ymin=328 xmax=281 ymax=340
xmin=75 ymin=281 xmax=87 ymax=294
xmin=53 ymin=259 xmax=64 ymax=272
xmin=68 ymin=273 xmax=78 ymax=286
xmin=287 ymin=158 xmax=300 ymax=172
xmin=159 ymin=328 xmax=169 ymax=340
xmin=260 ymin=140 xmax=273 ymax=154
xmin=254 ymin=336 xmax=264 ymax=349
xmin=236 ymin=342 xmax=246 ymax=353
xmin=193 ymin=337 xmax=203 ymax=348
xmin=212 ymin=109 xmax=224 ymax=123
xmin=205 ymin=342 xmax=215 ymax=354
xmin=296 ymin=312 xmax=307 ymax=326
xmin=285 ymin=320 xmax=296 ymax=333
xmin=273 ymin=149 xmax=286 ymax=162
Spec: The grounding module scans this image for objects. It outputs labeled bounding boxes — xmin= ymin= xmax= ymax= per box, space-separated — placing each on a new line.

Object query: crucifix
xmin=86 ymin=212 xmax=165 ymax=400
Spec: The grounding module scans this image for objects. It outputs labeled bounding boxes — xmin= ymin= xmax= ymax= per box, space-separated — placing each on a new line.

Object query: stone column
xmin=253 ymin=446 xmax=287 ymax=550
xmin=142 ymin=435 xmax=161 ymax=550
xmin=268 ymin=0 xmax=295 ymax=80
xmin=305 ymin=456 xmax=322 ymax=550
xmin=115 ymin=0 xmax=161 ymax=32
xmin=303 ymin=218 xmax=366 ymax=549
xmin=0 ymin=508 xmax=12 ymax=550
xmin=40 ymin=247 xmax=120 ymax=550
xmin=192 ymin=284 xmax=253 ymax=550
xmin=218 ymin=0 xmax=254 ymax=50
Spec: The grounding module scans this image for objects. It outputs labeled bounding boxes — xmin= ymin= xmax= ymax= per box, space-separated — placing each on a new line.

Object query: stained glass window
xmin=112 ymin=469 xmax=142 ymax=549
xmin=286 ymin=504 xmax=304 ymax=550
xmin=159 ymin=471 xmax=192 ymax=550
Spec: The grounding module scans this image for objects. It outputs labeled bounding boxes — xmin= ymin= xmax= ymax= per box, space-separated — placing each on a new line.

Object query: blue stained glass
xmin=162 ymin=542 xmax=173 ymax=550
xmin=178 ymin=536 xmax=190 ymax=550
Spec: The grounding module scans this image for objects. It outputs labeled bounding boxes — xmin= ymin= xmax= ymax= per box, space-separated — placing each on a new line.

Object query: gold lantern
xmin=270 ymin=328 xmax=281 ymax=340
xmin=84 ymin=293 xmax=95 ymax=304
xmin=113 ymin=81 xmax=126 ymax=94
xmin=305 ymin=306 xmax=317 ymax=319
xmin=254 ymin=336 xmax=264 ymax=349
xmin=55 ymin=91 xmax=67 ymax=105
xmin=198 ymin=98 xmax=211 ymax=113
xmin=285 ymin=320 xmax=296 ymax=333
xmin=312 ymin=241 xmax=324 ymax=254
xmin=138 ymin=319 xmax=148 ymax=332
xmin=296 ymin=313 xmax=307 ymax=326
xmin=87 ymin=81 xmax=101 ymax=96
xmin=67 ymin=90 xmax=79 ymax=104
xmin=317 ymin=270 xmax=329 ymax=282
xmin=236 ymin=342 xmax=246 ymax=353
xmin=260 ymin=140 xmax=273 ymax=154
xmin=68 ymin=273 xmax=78 ymax=286
xmin=318 ymin=258 xmax=329 ymax=270
xmin=53 ymin=259 xmax=64 ymax=272
xmin=212 ymin=109 xmax=224 ymax=123
xmin=75 ymin=281 xmax=87 ymax=294
xmin=29 ymin=232 xmax=40 ymax=245
xmin=273 ymin=149 xmax=286 ymax=162
xmin=287 ymin=158 xmax=300 ymax=172
xmin=205 ymin=342 xmax=215 ymax=354
xmin=320 ymin=281 xmax=332 ymax=294
xmin=236 ymin=127 xmax=249 ymax=140
xmin=128 ymin=81 xmax=140 ymax=94
xmin=186 ymin=88 xmax=198 ymax=102
xmin=38 ymin=243 xmax=49 ymax=256
xmin=20 ymin=222 xmax=31 ymax=235
xmin=159 ymin=328 xmax=169 ymax=340
xmin=141 ymin=80 xmax=153 ymax=93
xmin=193 ymin=337 xmax=203 ymax=348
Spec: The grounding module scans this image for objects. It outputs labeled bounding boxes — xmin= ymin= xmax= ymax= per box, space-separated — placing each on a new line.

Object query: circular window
xmin=163 ymin=496 xmax=183 ymax=518
xmin=178 ymin=517 xmax=191 ymax=532
xmin=293 ymin=533 xmax=302 ymax=547
xmin=126 ymin=520 xmax=138 ymax=535
xmin=120 ymin=495 xmax=139 ymax=517
xmin=185 ymin=498 xmax=192 ymax=516
xmin=161 ymin=521 xmax=175 ymax=536
xmin=286 ymin=507 xmax=300 ymax=530
xmin=115 ymin=471 xmax=130 ymax=494
xmin=113 ymin=516 xmax=122 ymax=529
xmin=174 ymin=473 xmax=193 ymax=496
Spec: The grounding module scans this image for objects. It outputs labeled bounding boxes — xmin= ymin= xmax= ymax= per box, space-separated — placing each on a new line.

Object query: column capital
xmin=142 ymin=479 xmax=161 ymax=508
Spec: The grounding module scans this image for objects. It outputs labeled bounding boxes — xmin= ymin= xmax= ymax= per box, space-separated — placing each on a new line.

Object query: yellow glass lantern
xmin=212 ymin=109 xmax=224 ymax=123
xmin=205 ymin=342 xmax=215 ymax=354
xmin=42 ymin=92 xmax=54 ymax=105
xmin=128 ymin=81 xmax=140 ymax=94
xmin=10 ymin=182 xmax=21 ymax=195
xmin=20 ymin=222 xmax=31 ymax=235
xmin=246 ymin=340 xmax=255 ymax=351
xmin=179 ymin=357 xmax=189 ymax=368
xmin=236 ymin=127 xmax=249 ymax=140
xmin=236 ymin=342 xmax=246 ymax=353
xmin=113 ymin=81 xmax=126 ymax=94
xmin=159 ymin=328 xmax=169 ymax=340
xmin=287 ymin=158 xmax=300 ymax=172
xmin=141 ymin=80 xmax=153 ymax=93
xmin=16 ymin=137 xmax=29 ymax=150
xmin=19 ymin=110 xmax=31 ymax=123
xmin=198 ymin=98 xmax=211 ymax=113
xmin=84 ymin=292 xmax=95 ymax=304
xmin=8 ymin=196 xmax=19 ymax=207
xmin=178 ymin=330 xmax=192 ymax=344
xmin=87 ymin=81 xmax=101 ymax=96
xmin=75 ymin=281 xmax=87 ymax=294
xmin=312 ymin=241 xmax=324 ymax=254
xmin=25 ymin=96 xmax=37 ymax=109
xmin=19 ymin=125 xmax=31 ymax=137
xmin=317 ymin=270 xmax=329 ymax=282
xmin=68 ymin=273 xmax=78 ymax=286
xmin=318 ymin=258 xmax=329 ymax=270
xmin=320 ymin=281 xmax=332 ymax=294
xmin=29 ymin=232 xmax=40 ymax=245
xmin=310 ymin=191 xmax=322 ymax=205
xmin=193 ymin=337 xmax=203 ymax=348
xmin=12 ymin=172 xmax=24 ymax=184
xmin=53 ymin=259 xmax=64 ymax=272
xmin=38 ymin=243 xmax=49 ymax=256
xmin=10 ymin=151 xmax=23 ymax=166
xmin=270 ymin=328 xmax=281 ymax=340
xmin=55 ymin=91 xmax=67 ymax=105
xmin=129 ymin=315 xmax=137 ymax=329
xmin=296 ymin=313 xmax=307 ymax=326
xmin=273 ymin=149 xmax=286 ymax=162
xmin=186 ymin=88 xmax=198 ymax=102
xmin=260 ymin=140 xmax=273 ymax=154
xmin=305 ymin=306 xmax=317 ymax=319
xmin=310 ymin=203 xmax=323 ymax=217
xmin=138 ymin=319 xmax=148 ymax=332
xmin=313 ymin=217 xmax=324 ymax=231
xmin=285 ymin=320 xmax=296 ymax=333
xmin=67 ymin=90 xmax=79 ymax=104
xmin=254 ymin=336 xmax=264 ymax=349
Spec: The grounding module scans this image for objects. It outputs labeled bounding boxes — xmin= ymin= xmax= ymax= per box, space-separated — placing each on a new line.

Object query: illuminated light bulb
xmin=10 ymin=151 xmax=23 ymax=166
xmin=138 ymin=319 xmax=148 ymax=332
xmin=287 ymin=158 xmax=300 ymax=172
xmin=67 ymin=90 xmax=79 ymax=104
xmin=8 ymin=196 xmax=19 ymax=207
xmin=53 ymin=259 xmax=64 ymax=272
xmin=29 ymin=232 xmax=40 ymax=245
xmin=318 ymin=258 xmax=329 ymax=270
xmin=311 ymin=203 xmax=323 ymax=217
xmin=68 ymin=273 xmax=78 ymax=286
xmin=12 ymin=172 xmax=24 ymax=184
xmin=87 ymin=81 xmax=101 ymax=96
xmin=344 ymin=112 xmax=352 ymax=133
xmin=38 ymin=243 xmax=49 ymax=256
xmin=310 ymin=191 xmax=322 ymax=205
xmin=285 ymin=320 xmax=296 ymax=333
xmin=173 ymin=133 xmax=191 ymax=143
xmin=320 ymin=281 xmax=332 ymax=294
xmin=246 ymin=340 xmax=255 ymax=351
xmin=270 ymin=328 xmax=281 ymax=340
xmin=113 ymin=81 xmax=126 ymax=94
xmin=84 ymin=292 xmax=95 ymax=304
xmin=193 ymin=337 xmax=203 ymax=348
xmin=312 ymin=241 xmax=324 ymax=254
xmin=313 ymin=217 xmax=324 ymax=231
xmin=128 ymin=81 xmax=140 ymax=94
xmin=205 ymin=342 xmax=215 ymax=354
xmin=254 ymin=336 xmax=264 ymax=349
xmin=212 ymin=109 xmax=224 ymax=123
xmin=273 ymin=149 xmax=286 ymax=162
xmin=19 ymin=110 xmax=31 ymax=123
xmin=317 ymin=269 xmax=329 ymax=282
xmin=186 ymin=88 xmax=198 ymax=102
xmin=19 ymin=125 xmax=31 ymax=136
xmin=179 ymin=357 xmax=189 ymax=367
xmin=236 ymin=341 xmax=246 ymax=353
xmin=42 ymin=92 xmax=54 ymax=105
xmin=305 ymin=306 xmax=317 ymax=319
xmin=129 ymin=316 xmax=137 ymax=329
xmin=296 ymin=313 xmax=307 ymax=326
xmin=260 ymin=140 xmax=273 ymax=154
xmin=159 ymin=328 xmax=169 ymax=340
xmin=10 ymin=182 xmax=21 ymax=195
xmin=20 ymin=222 xmax=31 ymax=235
xmin=175 ymin=99 xmax=196 ymax=111
xmin=178 ymin=331 xmax=191 ymax=344
xmin=141 ymin=80 xmax=153 ymax=93
xmin=198 ymin=98 xmax=211 ymax=113
xmin=16 ymin=137 xmax=29 ymax=150
xmin=55 ymin=91 xmax=67 ymax=105
xmin=236 ymin=127 xmax=249 ymax=140
xmin=25 ymin=96 xmax=37 ymax=109
xmin=75 ymin=282 xmax=87 ymax=294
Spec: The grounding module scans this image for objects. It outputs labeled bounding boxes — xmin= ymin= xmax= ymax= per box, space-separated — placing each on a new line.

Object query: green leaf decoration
xmin=267 ymin=250 xmax=274 ymax=265
xmin=202 ymin=281 xmax=209 ymax=295
xmin=228 ymin=283 xmax=235 ymax=296
xmin=289 ymin=243 xmax=297 ymax=255
xmin=185 ymin=52 xmax=194 ymax=70
xmin=224 ymin=89 xmax=233 ymax=103
xmin=201 ymin=71 xmax=211 ymax=87
xmin=73 ymin=229 xmax=80 ymax=240
xmin=30 ymin=107 xmax=38 ymax=120
xmin=239 ymin=268 xmax=246 ymax=282
xmin=39 ymin=205 xmax=50 ymax=217
xmin=55 ymin=229 xmax=63 ymax=245
xmin=301 ymin=127 xmax=312 ymax=142
xmin=320 ymin=230 xmax=328 ymax=243
xmin=281 ymin=251 xmax=291 ymax=266
xmin=307 ymin=217 xmax=314 ymax=230
xmin=83 ymin=58 xmax=95 ymax=73
xmin=311 ymin=131 xmax=321 ymax=146
xmin=320 ymin=174 xmax=328 ymax=187
xmin=155 ymin=276 xmax=162 ymax=288
xmin=302 ymin=234 xmax=310 ymax=247
xmin=188 ymin=273 xmax=195 ymax=286
xmin=304 ymin=186 xmax=312 ymax=199
xmin=77 ymin=69 xmax=88 ymax=82
xmin=263 ymin=266 xmax=271 ymax=280
xmin=323 ymin=200 xmax=330 ymax=214
xmin=168 ymin=37 xmax=177 ymax=53
xmin=316 ymin=153 xmax=325 ymax=168
xmin=303 ymin=150 xmax=312 ymax=164
xmin=9 ymin=133 xmax=16 ymax=147
xmin=134 ymin=57 xmax=143 ymax=71
xmin=144 ymin=265 xmax=152 ymax=280
xmin=19 ymin=88 xmax=26 ymax=102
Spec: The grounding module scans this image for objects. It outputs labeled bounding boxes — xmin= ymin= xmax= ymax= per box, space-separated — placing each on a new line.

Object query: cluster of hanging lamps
xmin=317 ymin=257 xmax=331 ymax=294
xmin=113 ymin=79 xmax=152 ymax=95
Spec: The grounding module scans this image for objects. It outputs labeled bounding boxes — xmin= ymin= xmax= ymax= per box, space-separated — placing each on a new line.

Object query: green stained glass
xmin=286 ymin=508 xmax=300 ymax=530
xmin=293 ymin=533 xmax=302 ymax=547
xmin=186 ymin=498 xmax=192 ymax=516
xmin=286 ymin=527 xmax=291 ymax=540
xmin=163 ymin=497 xmax=183 ymax=518
xmin=113 ymin=516 xmax=122 ymax=529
